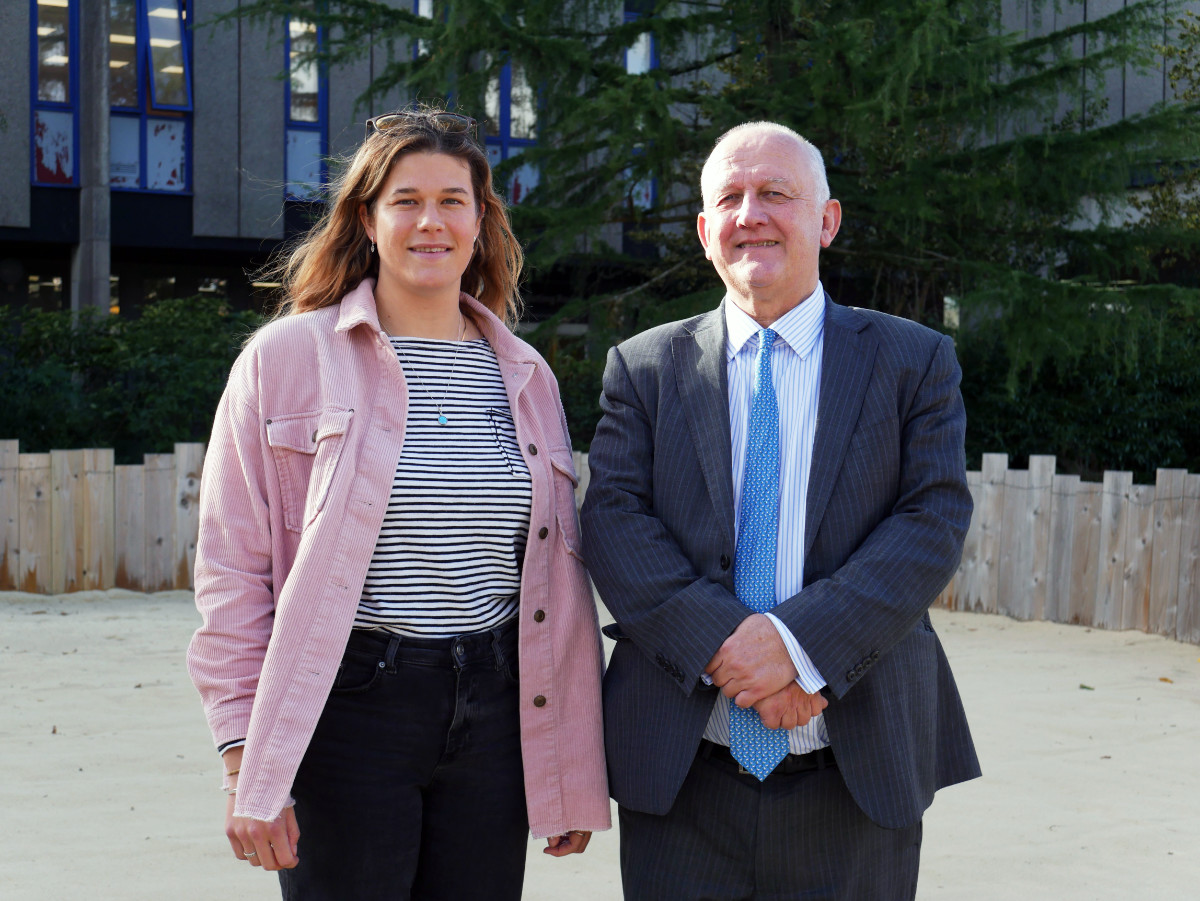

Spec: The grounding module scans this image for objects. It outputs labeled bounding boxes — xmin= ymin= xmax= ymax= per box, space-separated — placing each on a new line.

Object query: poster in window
xmin=287 ymin=129 xmax=323 ymax=200
xmin=34 ymin=110 xmax=73 ymax=185
xmin=110 ymin=115 xmax=140 ymax=187
xmin=146 ymin=119 xmax=186 ymax=191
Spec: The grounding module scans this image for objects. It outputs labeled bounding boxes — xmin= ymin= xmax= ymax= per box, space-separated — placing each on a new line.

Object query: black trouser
xmin=279 ymin=620 xmax=527 ymax=901
xmin=619 ymin=743 xmax=922 ymax=901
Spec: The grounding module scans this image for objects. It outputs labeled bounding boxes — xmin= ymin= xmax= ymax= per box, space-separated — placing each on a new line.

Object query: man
xmin=579 ymin=122 xmax=980 ymax=899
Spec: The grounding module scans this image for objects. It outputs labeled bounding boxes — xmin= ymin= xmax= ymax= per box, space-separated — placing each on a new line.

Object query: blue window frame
xmin=484 ymin=61 xmax=538 ymax=203
xmin=31 ymin=0 xmax=80 ymax=186
xmin=108 ymin=0 xmax=193 ymax=193
xmin=624 ymin=8 xmax=658 ymax=213
xmin=285 ymin=13 xmax=327 ymax=201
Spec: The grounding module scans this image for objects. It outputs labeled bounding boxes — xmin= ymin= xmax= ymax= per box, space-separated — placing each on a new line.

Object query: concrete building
xmin=0 ymin=1 xmax=1191 ymax=314
xmin=0 ymin=0 xmax=539 ymax=314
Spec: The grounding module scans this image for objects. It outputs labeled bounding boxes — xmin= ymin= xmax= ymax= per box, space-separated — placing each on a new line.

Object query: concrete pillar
xmin=70 ymin=0 xmax=111 ymax=313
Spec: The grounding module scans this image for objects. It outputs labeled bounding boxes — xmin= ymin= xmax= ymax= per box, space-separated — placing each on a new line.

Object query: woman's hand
xmin=220 ymin=748 xmax=300 ymax=870
xmin=543 ymin=830 xmax=591 ymax=857
xmin=226 ymin=796 xmax=301 ymax=870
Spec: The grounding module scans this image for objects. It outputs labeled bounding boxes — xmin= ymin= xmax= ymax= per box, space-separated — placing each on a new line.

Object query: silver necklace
xmin=395 ymin=313 xmax=467 ymax=426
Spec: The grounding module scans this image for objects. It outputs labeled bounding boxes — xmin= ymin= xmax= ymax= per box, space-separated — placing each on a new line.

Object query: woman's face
xmin=361 ymin=151 xmax=482 ymax=304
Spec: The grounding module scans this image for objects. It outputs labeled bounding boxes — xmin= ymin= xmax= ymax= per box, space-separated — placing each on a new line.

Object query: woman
xmin=186 ymin=107 xmax=609 ymax=900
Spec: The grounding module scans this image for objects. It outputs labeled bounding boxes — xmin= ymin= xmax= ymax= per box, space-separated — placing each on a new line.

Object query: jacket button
xmin=533 ymin=609 xmax=545 ymax=622
xmin=719 ymin=554 xmax=731 ymax=570
xmin=528 ymin=443 xmax=538 ymax=455
xmin=533 ymin=695 xmax=547 ymax=707
xmin=538 ymin=526 xmax=549 ymax=539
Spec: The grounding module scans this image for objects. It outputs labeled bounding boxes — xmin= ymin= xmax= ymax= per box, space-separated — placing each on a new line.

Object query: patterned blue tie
xmin=729 ymin=328 xmax=789 ymax=780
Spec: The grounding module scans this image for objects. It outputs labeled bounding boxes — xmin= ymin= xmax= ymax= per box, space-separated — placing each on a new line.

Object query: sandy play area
xmin=2 ymin=589 xmax=1197 ymax=900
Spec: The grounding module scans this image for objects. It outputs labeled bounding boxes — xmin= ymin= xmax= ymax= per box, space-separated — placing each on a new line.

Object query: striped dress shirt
xmin=702 ymin=283 xmax=830 ymax=753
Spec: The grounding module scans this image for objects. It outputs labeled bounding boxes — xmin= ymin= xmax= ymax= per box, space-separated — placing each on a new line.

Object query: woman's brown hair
xmin=268 ymin=105 xmax=523 ymax=326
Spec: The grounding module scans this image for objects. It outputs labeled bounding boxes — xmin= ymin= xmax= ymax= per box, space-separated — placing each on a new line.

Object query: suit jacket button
xmin=847 ymin=671 xmax=857 ymax=682
xmin=533 ymin=695 xmax=547 ymax=707
xmin=538 ymin=526 xmax=549 ymax=539
xmin=720 ymin=555 xmax=731 ymax=570
xmin=533 ymin=609 xmax=546 ymax=622
xmin=528 ymin=443 xmax=538 ymax=455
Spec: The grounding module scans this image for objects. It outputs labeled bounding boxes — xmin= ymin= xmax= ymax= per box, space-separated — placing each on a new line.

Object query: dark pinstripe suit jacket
xmin=580 ymin=296 xmax=981 ymax=830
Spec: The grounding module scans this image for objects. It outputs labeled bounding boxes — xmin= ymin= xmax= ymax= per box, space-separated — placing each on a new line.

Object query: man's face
xmin=697 ymin=130 xmax=840 ymax=320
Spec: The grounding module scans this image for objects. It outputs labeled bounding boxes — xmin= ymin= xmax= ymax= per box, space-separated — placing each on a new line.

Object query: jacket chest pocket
xmin=266 ymin=407 xmax=354 ymax=532
xmin=548 ymin=445 xmax=583 ymax=558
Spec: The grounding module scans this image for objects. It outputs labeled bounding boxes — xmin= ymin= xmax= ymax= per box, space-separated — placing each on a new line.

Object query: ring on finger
xmin=244 ymin=850 xmax=257 ymax=857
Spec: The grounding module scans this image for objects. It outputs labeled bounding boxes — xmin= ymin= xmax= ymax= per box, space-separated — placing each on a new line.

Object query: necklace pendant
xmin=437 ymin=414 xmax=449 ymax=425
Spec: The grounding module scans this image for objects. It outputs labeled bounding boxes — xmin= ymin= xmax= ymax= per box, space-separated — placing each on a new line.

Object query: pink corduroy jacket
xmin=186 ymin=280 xmax=610 ymax=837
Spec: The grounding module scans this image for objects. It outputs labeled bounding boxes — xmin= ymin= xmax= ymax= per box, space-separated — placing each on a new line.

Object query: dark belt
xmin=698 ymin=738 xmax=836 ymax=778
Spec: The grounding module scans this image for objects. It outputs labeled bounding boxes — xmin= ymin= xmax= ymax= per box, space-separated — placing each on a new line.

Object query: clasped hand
xmin=704 ymin=614 xmax=827 ymax=729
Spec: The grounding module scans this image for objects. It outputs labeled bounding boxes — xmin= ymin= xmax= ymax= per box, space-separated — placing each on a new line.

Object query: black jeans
xmin=279 ymin=619 xmax=527 ymax=901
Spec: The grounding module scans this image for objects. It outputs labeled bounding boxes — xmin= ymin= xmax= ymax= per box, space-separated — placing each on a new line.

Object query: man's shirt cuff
xmin=764 ymin=612 xmax=827 ymax=694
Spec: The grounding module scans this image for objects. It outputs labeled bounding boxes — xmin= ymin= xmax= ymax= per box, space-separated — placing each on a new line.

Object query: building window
xmin=624 ymin=8 xmax=657 ymax=213
xmin=108 ymin=0 xmax=192 ymax=193
xmin=32 ymin=0 xmax=78 ymax=186
xmin=286 ymin=13 xmax=327 ymax=201
xmin=484 ymin=60 xmax=538 ymax=203
xmin=413 ymin=0 xmax=432 ymax=58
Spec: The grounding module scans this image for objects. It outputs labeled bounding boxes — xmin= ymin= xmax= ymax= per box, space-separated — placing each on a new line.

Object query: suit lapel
xmin=672 ymin=306 xmax=736 ymax=549
xmin=805 ymin=297 xmax=877 ymax=561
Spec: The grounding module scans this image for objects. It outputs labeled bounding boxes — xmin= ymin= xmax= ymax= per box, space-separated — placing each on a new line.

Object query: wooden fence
xmin=933 ymin=454 xmax=1200 ymax=645
xmin=0 ymin=441 xmax=204 ymax=594
xmin=3 ymin=443 xmax=1198 ymax=647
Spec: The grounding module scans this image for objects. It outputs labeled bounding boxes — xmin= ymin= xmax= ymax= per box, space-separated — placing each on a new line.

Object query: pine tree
xmin=224 ymin=1 xmax=1200 ymax=465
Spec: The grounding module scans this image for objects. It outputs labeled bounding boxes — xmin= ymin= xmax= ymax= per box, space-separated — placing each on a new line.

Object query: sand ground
xmin=2 ymin=589 xmax=1197 ymax=900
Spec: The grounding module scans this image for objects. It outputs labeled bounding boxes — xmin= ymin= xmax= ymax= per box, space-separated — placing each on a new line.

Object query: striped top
xmin=702 ymin=283 xmax=831 ymax=753
xmin=354 ymin=336 xmax=532 ymax=637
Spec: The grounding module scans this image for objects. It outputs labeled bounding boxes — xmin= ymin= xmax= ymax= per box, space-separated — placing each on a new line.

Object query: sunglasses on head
xmin=364 ymin=110 xmax=479 ymax=142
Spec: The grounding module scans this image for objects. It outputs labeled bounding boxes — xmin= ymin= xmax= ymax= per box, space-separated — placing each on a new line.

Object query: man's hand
xmin=753 ymin=682 xmax=828 ymax=730
xmin=704 ymin=614 xmax=798 ymax=708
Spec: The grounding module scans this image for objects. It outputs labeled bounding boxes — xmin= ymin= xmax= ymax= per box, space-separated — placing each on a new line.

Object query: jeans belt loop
xmin=383 ymin=635 xmax=402 ymax=675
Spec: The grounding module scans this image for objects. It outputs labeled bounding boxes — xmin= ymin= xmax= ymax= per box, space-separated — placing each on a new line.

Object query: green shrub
xmin=957 ymin=299 xmax=1200 ymax=482
xmin=0 ymin=298 xmax=262 ymax=464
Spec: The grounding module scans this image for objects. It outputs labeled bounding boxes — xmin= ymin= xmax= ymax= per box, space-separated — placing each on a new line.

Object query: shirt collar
xmin=724 ymin=282 xmax=826 ymax=360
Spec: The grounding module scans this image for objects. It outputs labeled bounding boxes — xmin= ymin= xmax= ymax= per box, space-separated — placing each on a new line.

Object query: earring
xmin=370 ymin=241 xmax=376 ymax=254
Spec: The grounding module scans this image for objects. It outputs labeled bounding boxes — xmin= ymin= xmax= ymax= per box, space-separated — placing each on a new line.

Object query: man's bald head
xmin=701 ymin=122 xmax=830 ymax=208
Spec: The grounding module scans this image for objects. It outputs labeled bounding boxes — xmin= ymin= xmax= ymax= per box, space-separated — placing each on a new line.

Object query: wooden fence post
xmin=82 ymin=448 xmax=116 ymax=591
xmin=144 ymin=453 xmax=176 ymax=593
xmin=174 ymin=443 xmax=204 ymax=590
xmin=50 ymin=450 xmax=86 ymax=594
xmin=1026 ymin=456 xmax=1055 ymax=622
xmin=1068 ymin=481 xmax=1103 ymax=626
xmin=1122 ymin=484 xmax=1156 ymax=631
xmin=18 ymin=453 xmax=52 ymax=594
xmin=0 ymin=440 xmax=18 ymax=590
xmin=1149 ymin=470 xmax=1188 ymax=637
xmin=1047 ymin=473 xmax=1079 ymax=624
xmin=114 ymin=464 xmax=146 ymax=591
xmin=977 ymin=453 xmax=1008 ymax=613
xmin=1177 ymin=474 xmax=1200 ymax=645
xmin=998 ymin=466 xmax=1028 ymax=618
xmin=1095 ymin=471 xmax=1133 ymax=630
